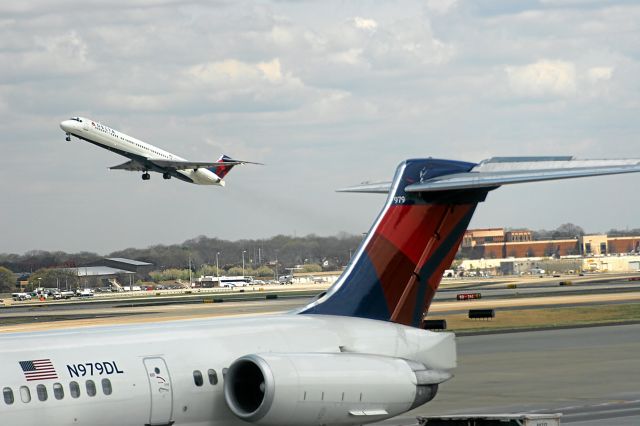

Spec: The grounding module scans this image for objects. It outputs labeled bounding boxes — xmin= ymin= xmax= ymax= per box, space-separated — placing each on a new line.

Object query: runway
xmin=375 ymin=323 xmax=640 ymax=425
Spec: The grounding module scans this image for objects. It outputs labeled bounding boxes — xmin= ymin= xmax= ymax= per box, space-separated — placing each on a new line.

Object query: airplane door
xmin=143 ymin=357 xmax=174 ymax=426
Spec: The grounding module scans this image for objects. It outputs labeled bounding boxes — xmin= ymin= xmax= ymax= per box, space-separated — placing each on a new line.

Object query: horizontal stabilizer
xmin=339 ymin=157 xmax=640 ymax=194
xmin=151 ymin=159 xmax=263 ymax=171
xmin=337 ymin=181 xmax=392 ymax=194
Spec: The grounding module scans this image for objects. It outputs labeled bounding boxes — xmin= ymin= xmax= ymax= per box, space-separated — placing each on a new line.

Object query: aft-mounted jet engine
xmin=223 ymin=353 xmax=451 ymax=426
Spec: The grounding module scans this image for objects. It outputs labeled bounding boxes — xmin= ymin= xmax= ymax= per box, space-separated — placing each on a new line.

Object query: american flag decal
xmin=19 ymin=359 xmax=58 ymax=381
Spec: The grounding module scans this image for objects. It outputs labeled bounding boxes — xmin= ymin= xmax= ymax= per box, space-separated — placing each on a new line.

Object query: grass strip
xmin=428 ymin=302 xmax=640 ymax=333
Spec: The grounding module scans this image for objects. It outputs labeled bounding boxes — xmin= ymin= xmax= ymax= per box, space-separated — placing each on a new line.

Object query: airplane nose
xmin=60 ymin=120 xmax=75 ymax=133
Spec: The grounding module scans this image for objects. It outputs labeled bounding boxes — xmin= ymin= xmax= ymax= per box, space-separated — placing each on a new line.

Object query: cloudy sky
xmin=1 ymin=0 xmax=640 ymax=254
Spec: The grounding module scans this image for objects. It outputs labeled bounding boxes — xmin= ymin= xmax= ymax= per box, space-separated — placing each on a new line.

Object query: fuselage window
xmin=3 ymin=387 xmax=14 ymax=405
xmin=19 ymin=386 xmax=30 ymax=403
xmin=53 ymin=383 xmax=64 ymax=400
xmin=36 ymin=384 xmax=47 ymax=401
xmin=193 ymin=370 xmax=203 ymax=387
xmin=208 ymin=369 xmax=218 ymax=385
xmin=69 ymin=381 xmax=80 ymax=398
xmin=86 ymin=380 xmax=96 ymax=397
xmin=101 ymin=378 xmax=112 ymax=396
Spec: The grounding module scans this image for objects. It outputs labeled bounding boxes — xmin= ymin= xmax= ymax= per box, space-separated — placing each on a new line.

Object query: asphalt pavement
xmin=376 ymin=323 xmax=640 ymax=425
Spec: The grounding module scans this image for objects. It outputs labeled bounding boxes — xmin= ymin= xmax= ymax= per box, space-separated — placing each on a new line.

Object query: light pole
xmin=242 ymin=250 xmax=246 ymax=277
xmin=216 ymin=252 xmax=220 ymax=284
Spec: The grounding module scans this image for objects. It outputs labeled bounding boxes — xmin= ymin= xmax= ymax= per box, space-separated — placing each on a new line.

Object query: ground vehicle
xmin=10 ymin=292 xmax=31 ymax=301
xmin=76 ymin=288 xmax=94 ymax=297
xmin=59 ymin=290 xmax=75 ymax=299
xmin=278 ymin=274 xmax=293 ymax=284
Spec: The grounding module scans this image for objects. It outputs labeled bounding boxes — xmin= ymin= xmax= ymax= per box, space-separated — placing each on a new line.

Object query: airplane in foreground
xmin=60 ymin=117 xmax=260 ymax=185
xmin=2 ymin=156 xmax=640 ymax=425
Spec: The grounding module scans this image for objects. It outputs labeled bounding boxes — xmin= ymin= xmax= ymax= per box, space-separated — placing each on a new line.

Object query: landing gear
xmin=65 ymin=133 xmax=71 ymax=142
xmin=142 ymin=172 xmax=150 ymax=181
xmin=163 ymin=172 xmax=171 ymax=180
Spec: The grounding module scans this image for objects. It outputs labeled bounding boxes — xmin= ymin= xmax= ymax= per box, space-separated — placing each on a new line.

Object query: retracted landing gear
xmin=163 ymin=172 xmax=171 ymax=180
xmin=65 ymin=133 xmax=71 ymax=142
xmin=142 ymin=172 xmax=151 ymax=181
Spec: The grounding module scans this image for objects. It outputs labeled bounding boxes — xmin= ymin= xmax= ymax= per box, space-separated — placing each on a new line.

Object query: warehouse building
xmin=75 ymin=258 xmax=153 ymax=289
xmin=462 ymin=228 xmax=640 ymax=259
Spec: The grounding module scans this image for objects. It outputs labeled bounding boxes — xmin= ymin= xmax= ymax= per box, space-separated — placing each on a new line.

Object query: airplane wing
xmin=109 ymin=160 xmax=147 ymax=171
xmin=110 ymin=158 xmax=262 ymax=172
xmin=338 ymin=157 xmax=640 ymax=193
xmin=150 ymin=159 xmax=263 ymax=171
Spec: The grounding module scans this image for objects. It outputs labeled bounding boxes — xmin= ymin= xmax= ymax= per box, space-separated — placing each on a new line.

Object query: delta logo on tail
xmin=208 ymin=154 xmax=238 ymax=179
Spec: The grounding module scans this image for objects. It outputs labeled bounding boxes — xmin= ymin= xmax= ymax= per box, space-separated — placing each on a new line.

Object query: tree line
xmin=0 ymin=233 xmax=364 ymax=277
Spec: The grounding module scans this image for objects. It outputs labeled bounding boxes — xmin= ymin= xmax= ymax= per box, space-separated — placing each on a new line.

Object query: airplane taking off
xmin=2 ymin=156 xmax=640 ymax=426
xmin=59 ymin=117 xmax=260 ymax=185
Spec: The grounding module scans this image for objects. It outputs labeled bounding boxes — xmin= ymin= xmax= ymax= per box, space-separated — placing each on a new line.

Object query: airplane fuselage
xmin=60 ymin=117 xmax=223 ymax=185
xmin=0 ymin=314 xmax=455 ymax=426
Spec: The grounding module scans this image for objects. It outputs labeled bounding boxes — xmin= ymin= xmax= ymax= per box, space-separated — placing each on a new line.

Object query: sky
xmin=1 ymin=0 xmax=640 ymax=254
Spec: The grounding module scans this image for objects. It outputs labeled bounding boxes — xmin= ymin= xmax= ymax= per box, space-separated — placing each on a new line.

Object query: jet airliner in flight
xmin=2 ymin=156 xmax=640 ymax=425
xmin=60 ymin=117 xmax=260 ymax=185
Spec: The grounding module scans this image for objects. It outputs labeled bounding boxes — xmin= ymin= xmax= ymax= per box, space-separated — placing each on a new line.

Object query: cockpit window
xmin=70 ymin=117 xmax=82 ymax=123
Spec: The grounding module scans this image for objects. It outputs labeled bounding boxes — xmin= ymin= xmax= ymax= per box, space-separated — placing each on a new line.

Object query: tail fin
xmin=208 ymin=154 xmax=237 ymax=179
xmin=300 ymin=158 xmax=490 ymax=328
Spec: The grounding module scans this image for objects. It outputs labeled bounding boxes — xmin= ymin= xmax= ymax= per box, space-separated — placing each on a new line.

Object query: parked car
xmin=11 ymin=292 xmax=32 ymax=301
xmin=76 ymin=289 xmax=94 ymax=297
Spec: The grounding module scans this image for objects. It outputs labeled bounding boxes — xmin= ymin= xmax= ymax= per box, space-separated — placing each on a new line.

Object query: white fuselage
xmin=0 ymin=314 xmax=455 ymax=426
xmin=60 ymin=117 xmax=221 ymax=185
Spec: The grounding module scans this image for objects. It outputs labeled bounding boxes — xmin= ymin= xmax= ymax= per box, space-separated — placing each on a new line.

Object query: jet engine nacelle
xmin=223 ymin=353 xmax=450 ymax=426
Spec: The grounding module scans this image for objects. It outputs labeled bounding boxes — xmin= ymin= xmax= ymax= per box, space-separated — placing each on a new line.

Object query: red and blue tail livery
xmin=300 ymin=158 xmax=488 ymax=327
xmin=208 ymin=154 xmax=238 ymax=179
xmin=301 ymin=155 xmax=640 ymax=328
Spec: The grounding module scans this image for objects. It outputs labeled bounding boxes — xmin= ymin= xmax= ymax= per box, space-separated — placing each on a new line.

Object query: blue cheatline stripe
xmin=411 ymin=206 xmax=478 ymax=327
xmin=301 ymin=253 xmax=390 ymax=321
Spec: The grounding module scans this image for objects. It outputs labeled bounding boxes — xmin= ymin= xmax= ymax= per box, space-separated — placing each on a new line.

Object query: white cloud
xmin=1 ymin=30 xmax=94 ymax=81
xmin=187 ymin=58 xmax=294 ymax=87
xmin=3 ymin=0 xmax=640 ymax=253
xmin=353 ymin=17 xmax=378 ymax=31
xmin=425 ymin=0 xmax=458 ymax=15
xmin=506 ymin=60 xmax=577 ymax=97
xmin=587 ymin=66 xmax=613 ymax=83
xmin=257 ymin=59 xmax=283 ymax=83
xmin=328 ymin=48 xmax=363 ymax=65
